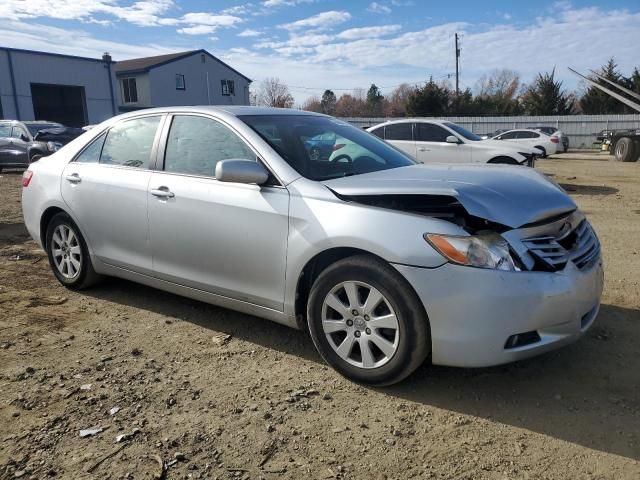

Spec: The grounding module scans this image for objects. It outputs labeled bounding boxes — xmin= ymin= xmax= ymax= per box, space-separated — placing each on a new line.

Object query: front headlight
xmin=425 ymin=232 xmax=518 ymax=271
xmin=47 ymin=141 xmax=63 ymax=152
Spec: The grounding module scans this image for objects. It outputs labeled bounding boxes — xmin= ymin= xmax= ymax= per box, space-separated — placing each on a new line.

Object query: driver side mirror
xmin=215 ymin=159 xmax=269 ymax=185
xmin=20 ymin=134 xmax=30 ymax=142
xmin=445 ymin=135 xmax=460 ymax=144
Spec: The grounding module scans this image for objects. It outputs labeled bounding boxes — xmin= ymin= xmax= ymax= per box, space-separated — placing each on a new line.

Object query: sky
xmin=1 ymin=1 xmax=639 ymax=104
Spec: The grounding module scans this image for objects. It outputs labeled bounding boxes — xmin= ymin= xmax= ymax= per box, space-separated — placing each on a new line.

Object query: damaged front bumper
xmin=393 ymin=257 xmax=604 ymax=368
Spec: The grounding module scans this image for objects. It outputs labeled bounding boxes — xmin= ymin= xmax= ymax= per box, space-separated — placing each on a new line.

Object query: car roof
xmin=367 ymin=118 xmax=449 ymax=129
xmin=118 ymin=106 xmax=324 ymax=119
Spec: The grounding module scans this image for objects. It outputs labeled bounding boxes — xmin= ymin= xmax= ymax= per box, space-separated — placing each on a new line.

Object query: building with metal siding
xmin=114 ymin=49 xmax=252 ymax=111
xmin=0 ymin=47 xmax=117 ymax=127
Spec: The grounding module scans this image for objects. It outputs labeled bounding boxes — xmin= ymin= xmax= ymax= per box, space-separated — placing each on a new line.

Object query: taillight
xmin=22 ymin=170 xmax=33 ymax=187
xmin=333 ymin=143 xmax=346 ymax=151
xmin=550 ymin=136 xmax=559 ymax=143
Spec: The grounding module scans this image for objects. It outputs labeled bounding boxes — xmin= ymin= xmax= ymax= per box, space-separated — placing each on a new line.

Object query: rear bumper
xmin=394 ymin=259 xmax=604 ymax=367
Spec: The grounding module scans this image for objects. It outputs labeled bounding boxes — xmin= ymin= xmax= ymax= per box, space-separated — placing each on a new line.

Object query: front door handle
xmin=65 ymin=173 xmax=81 ymax=183
xmin=418 ymin=148 xmax=430 ymax=152
xmin=150 ymin=187 xmax=175 ymax=198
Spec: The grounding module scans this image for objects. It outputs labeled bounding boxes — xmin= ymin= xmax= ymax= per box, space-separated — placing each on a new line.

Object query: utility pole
xmin=455 ymin=33 xmax=460 ymax=95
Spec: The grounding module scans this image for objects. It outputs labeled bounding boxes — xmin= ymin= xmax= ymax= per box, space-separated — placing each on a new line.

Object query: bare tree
xmin=302 ymin=95 xmax=322 ymax=112
xmin=256 ymin=77 xmax=295 ymax=108
xmin=384 ymin=83 xmax=415 ymax=117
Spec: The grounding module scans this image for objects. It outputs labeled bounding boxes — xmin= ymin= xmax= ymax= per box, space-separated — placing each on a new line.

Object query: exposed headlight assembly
xmin=47 ymin=141 xmax=64 ymax=152
xmin=425 ymin=232 xmax=518 ymax=271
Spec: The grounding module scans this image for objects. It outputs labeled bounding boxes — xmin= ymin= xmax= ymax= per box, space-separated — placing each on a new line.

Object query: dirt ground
xmin=0 ymin=156 xmax=639 ymax=480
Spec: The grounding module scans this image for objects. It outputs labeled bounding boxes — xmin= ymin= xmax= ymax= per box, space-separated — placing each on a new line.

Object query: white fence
xmin=341 ymin=114 xmax=640 ymax=149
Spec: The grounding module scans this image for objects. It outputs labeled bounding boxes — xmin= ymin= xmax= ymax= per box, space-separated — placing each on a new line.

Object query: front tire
xmin=45 ymin=212 xmax=101 ymax=289
xmin=307 ymin=255 xmax=430 ymax=386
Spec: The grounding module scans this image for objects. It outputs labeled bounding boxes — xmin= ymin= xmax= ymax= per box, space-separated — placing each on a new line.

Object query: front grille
xmin=522 ymin=219 xmax=600 ymax=271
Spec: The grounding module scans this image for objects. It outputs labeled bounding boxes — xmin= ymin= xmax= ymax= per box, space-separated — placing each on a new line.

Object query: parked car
xmin=22 ymin=107 xmax=603 ymax=386
xmin=368 ymin=120 xmax=538 ymax=166
xmin=532 ymin=126 xmax=569 ymax=153
xmin=0 ymin=120 xmax=84 ymax=172
xmin=491 ymin=129 xmax=559 ymax=157
xmin=480 ymin=129 xmax=508 ymax=140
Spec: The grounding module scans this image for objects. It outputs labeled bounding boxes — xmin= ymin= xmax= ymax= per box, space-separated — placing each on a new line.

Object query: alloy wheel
xmin=51 ymin=224 xmax=82 ymax=279
xmin=321 ymin=281 xmax=400 ymax=369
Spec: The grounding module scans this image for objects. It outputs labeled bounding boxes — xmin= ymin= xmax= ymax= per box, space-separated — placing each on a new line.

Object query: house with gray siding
xmin=114 ymin=49 xmax=251 ymax=111
xmin=0 ymin=47 xmax=117 ymax=126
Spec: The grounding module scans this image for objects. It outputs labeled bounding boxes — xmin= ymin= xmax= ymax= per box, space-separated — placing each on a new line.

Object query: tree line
xmin=252 ymin=58 xmax=640 ymax=117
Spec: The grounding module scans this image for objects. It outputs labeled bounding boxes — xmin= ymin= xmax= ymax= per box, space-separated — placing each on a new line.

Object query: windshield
xmin=443 ymin=122 xmax=482 ymax=141
xmin=25 ymin=123 xmax=62 ymax=135
xmin=240 ymin=115 xmax=416 ymax=181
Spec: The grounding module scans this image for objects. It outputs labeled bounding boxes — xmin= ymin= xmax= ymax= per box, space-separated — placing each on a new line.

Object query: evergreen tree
xmin=320 ymin=89 xmax=337 ymax=115
xmin=366 ymin=84 xmax=384 ymax=116
xmin=405 ymin=79 xmax=450 ymax=116
xmin=521 ymin=68 xmax=573 ymax=115
xmin=580 ymin=58 xmax=626 ymax=114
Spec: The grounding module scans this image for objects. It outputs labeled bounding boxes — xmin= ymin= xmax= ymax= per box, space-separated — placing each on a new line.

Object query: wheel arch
xmin=40 ymin=206 xmax=67 ymax=248
xmin=293 ymin=247 xmax=426 ymax=331
xmin=294 ymin=247 xmax=385 ymax=329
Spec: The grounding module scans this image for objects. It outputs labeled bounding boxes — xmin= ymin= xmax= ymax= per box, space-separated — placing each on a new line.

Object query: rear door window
xmin=100 ymin=116 xmax=161 ymax=168
xmin=415 ymin=123 xmax=449 ymax=142
xmin=370 ymin=127 xmax=384 ymax=139
xmin=384 ymin=123 xmax=413 ymax=141
xmin=75 ymin=134 xmax=106 ymax=164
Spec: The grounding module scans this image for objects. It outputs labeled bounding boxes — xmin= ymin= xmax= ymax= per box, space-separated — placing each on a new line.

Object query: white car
xmin=491 ymin=129 xmax=559 ymax=157
xmin=367 ymin=120 xmax=538 ymax=166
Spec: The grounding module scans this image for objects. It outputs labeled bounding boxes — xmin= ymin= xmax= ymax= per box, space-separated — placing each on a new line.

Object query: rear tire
xmin=45 ymin=212 xmax=101 ymax=290
xmin=307 ymin=254 xmax=430 ymax=386
xmin=614 ymin=137 xmax=637 ymax=162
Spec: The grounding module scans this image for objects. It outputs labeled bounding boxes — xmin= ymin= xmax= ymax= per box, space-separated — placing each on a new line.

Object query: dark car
xmin=0 ymin=120 xmax=85 ymax=172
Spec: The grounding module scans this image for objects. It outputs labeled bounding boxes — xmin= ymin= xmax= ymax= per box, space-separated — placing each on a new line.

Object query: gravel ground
xmin=0 ymin=158 xmax=639 ymax=480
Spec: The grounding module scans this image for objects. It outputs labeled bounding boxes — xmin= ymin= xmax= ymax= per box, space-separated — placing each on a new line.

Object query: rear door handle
xmin=150 ymin=187 xmax=175 ymax=198
xmin=65 ymin=173 xmax=81 ymax=183
xmin=418 ymin=148 xmax=430 ymax=152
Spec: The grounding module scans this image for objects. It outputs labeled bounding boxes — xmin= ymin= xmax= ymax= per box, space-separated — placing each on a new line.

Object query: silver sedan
xmin=21 ymin=107 xmax=604 ymax=385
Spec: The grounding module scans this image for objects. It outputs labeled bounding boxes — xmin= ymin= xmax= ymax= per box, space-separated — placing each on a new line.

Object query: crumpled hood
xmin=323 ymin=164 xmax=576 ymax=229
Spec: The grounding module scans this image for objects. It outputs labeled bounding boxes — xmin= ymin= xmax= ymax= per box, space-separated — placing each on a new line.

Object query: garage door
xmin=30 ymin=83 xmax=87 ymax=127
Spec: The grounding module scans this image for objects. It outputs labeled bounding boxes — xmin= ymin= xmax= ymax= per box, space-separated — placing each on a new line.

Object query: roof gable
xmin=114 ymin=49 xmax=251 ymax=82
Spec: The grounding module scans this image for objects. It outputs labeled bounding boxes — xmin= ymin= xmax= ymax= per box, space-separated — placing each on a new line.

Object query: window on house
xmin=176 ymin=74 xmax=185 ymax=90
xmin=122 ymin=78 xmax=138 ymax=104
xmin=221 ymin=80 xmax=235 ymax=96
xmin=201 ymin=54 xmax=206 ymax=63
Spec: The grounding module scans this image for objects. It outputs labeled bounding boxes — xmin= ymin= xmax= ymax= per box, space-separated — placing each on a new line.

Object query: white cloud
xmin=0 ymin=0 xmax=175 ymax=27
xmin=0 ymin=19 xmax=178 ymax=59
xmin=280 ymin=10 xmax=351 ymax=31
xmin=336 ymin=24 xmax=402 ymax=40
xmin=222 ymin=4 xmax=254 ymax=15
xmin=177 ymin=24 xmax=217 ymax=35
xmin=175 ymin=13 xmax=243 ymax=35
xmin=367 ymin=2 xmax=391 ymax=14
xmin=262 ymin=0 xmax=313 ymax=7
xmin=238 ymin=28 xmax=263 ymax=37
